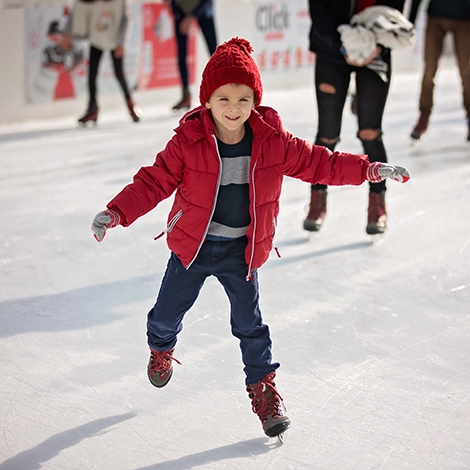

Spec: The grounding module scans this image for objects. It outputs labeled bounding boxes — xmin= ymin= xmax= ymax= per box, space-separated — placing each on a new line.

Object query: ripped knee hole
xmin=319 ymin=83 xmax=336 ymax=94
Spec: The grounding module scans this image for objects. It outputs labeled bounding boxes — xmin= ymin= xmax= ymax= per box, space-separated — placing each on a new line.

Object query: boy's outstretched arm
xmin=282 ymin=134 xmax=411 ymax=186
xmin=91 ymin=209 xmax=122 ymax=242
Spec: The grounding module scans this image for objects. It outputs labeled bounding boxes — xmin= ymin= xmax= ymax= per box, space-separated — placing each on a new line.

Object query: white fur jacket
xmin=337 ymin=5 xmax=415 ymax=65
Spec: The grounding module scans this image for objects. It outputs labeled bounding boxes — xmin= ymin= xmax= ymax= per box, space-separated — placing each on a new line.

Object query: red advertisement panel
xmin=138 ymin=3 xmax=196 ymax=90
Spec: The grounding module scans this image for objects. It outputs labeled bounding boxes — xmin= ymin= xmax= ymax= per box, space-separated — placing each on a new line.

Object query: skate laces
xmin=148 ymin=349 xmax=181 ymax=375
xmin=247 ymin=372 xmax=284 ymax=423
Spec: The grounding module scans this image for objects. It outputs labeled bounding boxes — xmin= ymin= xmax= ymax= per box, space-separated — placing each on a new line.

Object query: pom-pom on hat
xmin=199 ymin=37 xmax=263 ymax=106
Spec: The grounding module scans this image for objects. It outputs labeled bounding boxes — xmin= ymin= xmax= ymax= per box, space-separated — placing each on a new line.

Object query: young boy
xmin=91 ymin=37 xmax=410 ymax=439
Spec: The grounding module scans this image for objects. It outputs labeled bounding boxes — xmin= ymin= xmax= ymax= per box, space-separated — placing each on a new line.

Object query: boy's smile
xmin=205 ymin=83 xmax=255 ymax=144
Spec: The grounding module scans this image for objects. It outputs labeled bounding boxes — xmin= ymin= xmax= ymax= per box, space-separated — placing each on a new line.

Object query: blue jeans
xmin=147 ymin=237 xmax=279 ymax=385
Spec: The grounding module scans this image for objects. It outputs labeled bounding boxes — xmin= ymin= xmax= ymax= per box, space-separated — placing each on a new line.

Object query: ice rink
xmin=1 ymin=63 xmax=469 ymax=469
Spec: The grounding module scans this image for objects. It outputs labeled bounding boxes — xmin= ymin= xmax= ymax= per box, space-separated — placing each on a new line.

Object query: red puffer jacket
xmin=107 ymin=105 xmax=370 ymax=277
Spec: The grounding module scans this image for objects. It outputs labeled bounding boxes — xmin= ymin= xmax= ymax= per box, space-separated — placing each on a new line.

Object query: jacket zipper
xmin=246 ymin=160 xmax=258 ymax=280
xmin=185 ymin=134 xmax=222 ymax=270
xmin=154 ymin=209 xmax=183 ymax=240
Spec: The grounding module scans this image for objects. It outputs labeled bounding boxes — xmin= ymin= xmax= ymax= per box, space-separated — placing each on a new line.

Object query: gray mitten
xmin=91 ymin=209 xmax=121 ymax=242
xmin=366 ymin=162 xmax=411 ymax=183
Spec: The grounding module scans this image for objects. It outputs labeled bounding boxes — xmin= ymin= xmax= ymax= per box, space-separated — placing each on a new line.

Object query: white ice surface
xmin=1 ymin=65 xmax=469 ymax=469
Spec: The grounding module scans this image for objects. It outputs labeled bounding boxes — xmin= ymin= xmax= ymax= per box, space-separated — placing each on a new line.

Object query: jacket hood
xmin=173 ymin=105 xmax=281 ymax=146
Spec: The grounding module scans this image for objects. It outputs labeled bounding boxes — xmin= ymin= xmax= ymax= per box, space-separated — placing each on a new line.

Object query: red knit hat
xmin=199 ymin=37 xmax=263 ymax=106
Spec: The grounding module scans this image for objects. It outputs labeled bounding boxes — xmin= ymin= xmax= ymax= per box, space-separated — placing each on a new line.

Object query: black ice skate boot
xmin=366 ymin=191 xmax=387 ymax=235
xmin=147 ymin=348 xmax=181 ymax=388
xmin=246 ymin=372 xmax=291 ymax=438
xmin=303 ymin=187 xmax=327 ymax=232
xmin=126 ymin=97 xmax=142 ymax=123
xmin=172 ymin=87 xmax=191 ymax=112
xmin=78 ymin=101 xmax=98 ymax=126
xmin=410 ymin=112 xmax=429 ymax=140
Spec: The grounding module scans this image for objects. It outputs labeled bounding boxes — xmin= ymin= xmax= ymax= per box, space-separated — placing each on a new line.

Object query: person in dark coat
xmin=304 ymin=0 xmax=408 ymax=235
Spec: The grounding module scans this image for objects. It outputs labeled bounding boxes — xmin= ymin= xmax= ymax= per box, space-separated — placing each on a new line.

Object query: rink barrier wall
xmin=1 ymin=0 xmax=424 ymax=124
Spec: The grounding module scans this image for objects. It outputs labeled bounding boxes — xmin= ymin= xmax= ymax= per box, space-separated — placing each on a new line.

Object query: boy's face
xmin=205 ymin=83 xmax=255 ymax=142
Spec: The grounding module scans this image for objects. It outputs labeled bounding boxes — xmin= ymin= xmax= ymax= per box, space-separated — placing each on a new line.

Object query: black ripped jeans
xmin=313 ymin=54 xmax=391 ymax=193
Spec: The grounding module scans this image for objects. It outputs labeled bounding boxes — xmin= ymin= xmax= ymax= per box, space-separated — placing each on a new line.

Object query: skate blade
xmin=171 ymin=107 xmax=190 ymax=117
xmin=307 ymin=231 xmax=321 ymax=242
xmin=369 ymin=233 xmax=385 ymax=244
xmin=265 ymin=420 xmax=291 ymax=440
xmin=410 ymin=136 xmax=425 ymax=147
xmin=77 ymin=120 xmax=97 ymax=129
xmin=277 ymin=432 xmax=286 ymax=444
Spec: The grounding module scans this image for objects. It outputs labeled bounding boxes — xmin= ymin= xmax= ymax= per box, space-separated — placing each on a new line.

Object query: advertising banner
xmin=27 ymin=6 xmax=88 ymax=102
xmin=25 ymin=3 xmax=195 ymax=103
xmin=138 ymin=3 xmax=196 ymax=90
xmin=253 ymin=0 xmax=314 ymax=73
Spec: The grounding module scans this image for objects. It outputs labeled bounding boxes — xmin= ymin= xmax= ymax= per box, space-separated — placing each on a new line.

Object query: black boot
xmin=78 ymin=102 xmax=98 ymax=126
xmin=126 ymin=97 xmax=142 ymax=123
xmin=172 ymin=88 xmax=191 ymax=112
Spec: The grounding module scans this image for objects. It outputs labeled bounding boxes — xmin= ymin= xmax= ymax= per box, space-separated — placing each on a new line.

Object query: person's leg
xmin=215 ymin=237 xmax=289 ymax=437
xmin=355 ymin=61 xmax=391 ymax=171
xmin=175 ymin=21 xmax=189 ymax=90
xmin=111 ymin=49 xmax=131 ymax=99
xmin=172 ymin=15 xmax=191 ymax=111
xmin=450 ymin=18 xmax=470 ymax=138
xmin=88 ymin=45 xmax=102 ymax=106
xmin=411 ymin=16 xmax=447 ymax=138
xmin=146 ymin=249 xmax=211 ymax=387
xmin=111 ymin=48 xmax=141 ymax=122
xmin=214 ymin=238 xmax=278 ymax=385
xmin=314 ymin=57 xmax=350 ymax=146
xmin=147 ymin=252 xmax=209 ymax=351
xmin=78 ymin=45 xmax=101 ymax=124
xmin=197 ymin=13 xmax=217 ymax=55
xmin=355 ymin=59 xmax=391 ymax=234
xmin=420 ymin=16 xmax=447 ymax=115
xmin=303 ymin=56 xmax=350 ymax=232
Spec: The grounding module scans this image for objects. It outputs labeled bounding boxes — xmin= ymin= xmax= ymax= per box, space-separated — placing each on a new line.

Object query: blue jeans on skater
xmin=147 ymin=236 xmax=279 ymax=385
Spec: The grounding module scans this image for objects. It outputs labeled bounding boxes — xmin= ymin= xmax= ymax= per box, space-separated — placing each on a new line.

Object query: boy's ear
xmin=205 ymin=102 xmax=211 ymax=109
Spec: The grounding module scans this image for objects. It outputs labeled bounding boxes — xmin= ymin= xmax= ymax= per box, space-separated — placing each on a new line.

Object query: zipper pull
xmin=154 ymin=230 xmax=166 ymax=240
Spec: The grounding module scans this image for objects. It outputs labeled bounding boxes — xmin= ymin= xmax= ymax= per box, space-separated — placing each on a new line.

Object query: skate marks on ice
xmin=0 ymin=413 xmax=136 ymax=470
